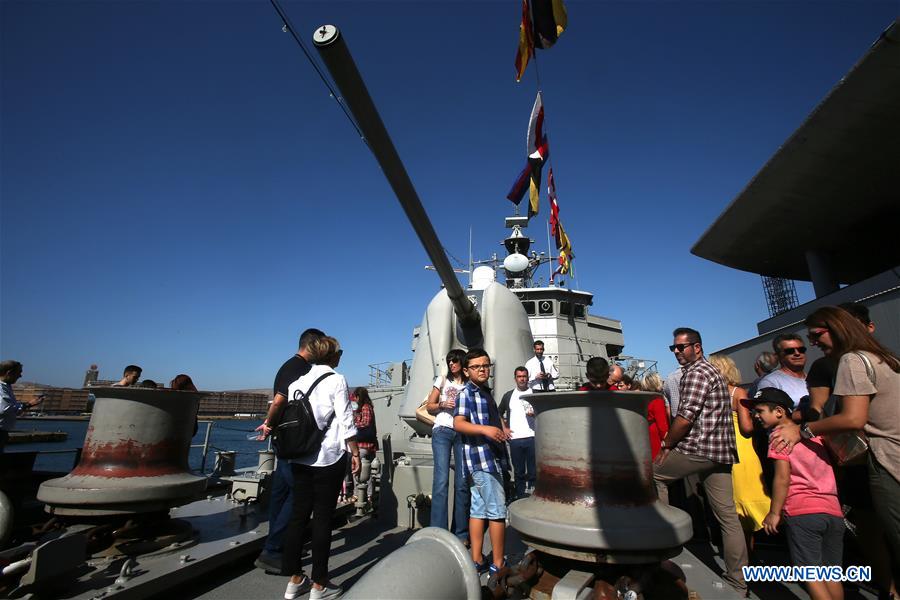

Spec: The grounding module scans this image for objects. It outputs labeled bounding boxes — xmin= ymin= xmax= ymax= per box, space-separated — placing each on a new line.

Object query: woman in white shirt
xmin=425 ymin=348 xmax=470 ymax=543
xmin=278 ymin=336 xmax=360 ymax=600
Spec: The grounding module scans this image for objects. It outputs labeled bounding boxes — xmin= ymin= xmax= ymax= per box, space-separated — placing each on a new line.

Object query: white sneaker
xmin=310 ymin=583 xmax=343 ymax=600
xmin=284 ymin=576 xmax=312 ymax=600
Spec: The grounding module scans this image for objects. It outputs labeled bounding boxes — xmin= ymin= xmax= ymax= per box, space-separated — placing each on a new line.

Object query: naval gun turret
xmin=312 ymin=25 xmax=534 ymax=452
xmin=313 ymin=25 xmax=533 ymax=492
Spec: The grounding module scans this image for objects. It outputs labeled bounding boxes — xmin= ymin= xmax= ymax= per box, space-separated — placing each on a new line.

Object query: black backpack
xmin=272 ymin=372 xmax=335 ymax=459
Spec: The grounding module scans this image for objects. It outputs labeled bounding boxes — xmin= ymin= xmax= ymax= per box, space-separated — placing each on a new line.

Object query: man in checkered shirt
xmin=454 ymin=348 xmax=511 ymax=575
xmin=653 ymin=327 xmax=748 ymax=595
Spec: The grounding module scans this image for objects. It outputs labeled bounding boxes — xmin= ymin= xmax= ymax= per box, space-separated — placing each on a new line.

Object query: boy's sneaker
xmin=488 ymin=561 xmax=507 ymax=576
xmin=473 ymin=560 xmax=489 ymax=575
xmin=284 ymin=576 xmax=312 ymax=600
xmin=310 ymin=583 xmax=343 ymax=600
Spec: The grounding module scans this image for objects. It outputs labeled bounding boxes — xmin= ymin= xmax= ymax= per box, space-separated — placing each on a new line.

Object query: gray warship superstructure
xmin=491 ymin=218 xmax=629 ymax=390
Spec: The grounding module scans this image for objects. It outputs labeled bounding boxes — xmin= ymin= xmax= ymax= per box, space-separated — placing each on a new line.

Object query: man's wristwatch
xmin=800 ymin=423 xmax=814 ymax=440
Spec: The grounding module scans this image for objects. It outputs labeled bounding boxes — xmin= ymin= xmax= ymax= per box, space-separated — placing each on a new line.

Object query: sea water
xmin=9 ymin=418 xmax=268 ymax=474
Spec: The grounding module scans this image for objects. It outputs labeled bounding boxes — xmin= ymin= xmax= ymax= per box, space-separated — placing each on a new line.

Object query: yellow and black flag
xmin=515 ymin=0 xmax=568 ymax=82
xmin=532 ymin=0 xmax=568 ymax=49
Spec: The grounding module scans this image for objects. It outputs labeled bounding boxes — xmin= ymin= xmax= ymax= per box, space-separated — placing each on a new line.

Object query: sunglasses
xmin=448 ymin=357 xmax=460 ymax=363
xmin=807 ymin=329 xmax=829 ymax=343
xmin=781 ymin=346 xmax=807 ymax=355
xmin=669 ymin=342 xmax=696 ymax=352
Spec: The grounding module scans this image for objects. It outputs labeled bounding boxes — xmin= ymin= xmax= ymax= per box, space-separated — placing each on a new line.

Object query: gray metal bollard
xmin=344 ymin=527 xmax=480 ymax=600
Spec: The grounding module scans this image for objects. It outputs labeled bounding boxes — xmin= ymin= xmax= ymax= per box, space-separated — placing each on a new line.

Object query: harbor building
xmin=693 ymin=20 xmax=900 ymax=379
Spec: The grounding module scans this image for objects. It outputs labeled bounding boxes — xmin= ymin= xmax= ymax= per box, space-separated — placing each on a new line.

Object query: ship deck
xmin=158 ymin=508 xmax=878 ymax=600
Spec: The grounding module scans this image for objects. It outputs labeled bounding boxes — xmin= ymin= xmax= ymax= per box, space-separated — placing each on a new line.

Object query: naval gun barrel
xmin=312 ymin=25 xmax=479 ymax=327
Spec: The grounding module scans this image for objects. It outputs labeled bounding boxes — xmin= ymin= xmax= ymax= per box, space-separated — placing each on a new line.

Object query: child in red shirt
xmin=752 ymin=387 xmax=844 ymax=600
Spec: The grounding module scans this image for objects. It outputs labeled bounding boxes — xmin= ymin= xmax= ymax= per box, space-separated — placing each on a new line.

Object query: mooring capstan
xmin=37 ymin=387 xmax=207 ymax=516
xmin=508 ymin=390 xmax=693 ymax=563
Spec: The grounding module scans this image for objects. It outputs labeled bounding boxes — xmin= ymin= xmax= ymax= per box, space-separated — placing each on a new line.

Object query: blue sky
xmin=2 ymin=1 xmax=897 ymax=390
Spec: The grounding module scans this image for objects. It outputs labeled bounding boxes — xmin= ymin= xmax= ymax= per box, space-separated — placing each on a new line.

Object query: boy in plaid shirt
xmin=454 ymin=348 xmax=511 ymax=574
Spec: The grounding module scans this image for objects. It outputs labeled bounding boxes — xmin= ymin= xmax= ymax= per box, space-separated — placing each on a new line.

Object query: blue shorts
xmin=470 ymin=470 xmax=507 ymax=520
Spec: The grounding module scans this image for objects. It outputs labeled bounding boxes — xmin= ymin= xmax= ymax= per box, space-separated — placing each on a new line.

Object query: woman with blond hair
xmin=638 ymin=372 xmax=670 ymax=460
xmin=709 ymin=354 xmax=770 ymax=550
xmin=277 ymin=336 xmax=360 ymax=600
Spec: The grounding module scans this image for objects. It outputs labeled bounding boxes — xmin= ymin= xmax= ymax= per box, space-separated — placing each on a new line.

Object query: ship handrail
xmin=192 ymin=420 xmax=215 ymax=474
xmin=190 ymin=420 xmax=274 ymax=476
xmin=368 ymin=360 xmax=412 ymax=388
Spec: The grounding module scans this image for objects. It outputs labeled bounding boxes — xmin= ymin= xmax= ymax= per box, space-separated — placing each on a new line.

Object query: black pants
xmin=0 ymin=430 xmax=8 ymax=452
xmin=282 ymin=455 xmax=347 ymax=583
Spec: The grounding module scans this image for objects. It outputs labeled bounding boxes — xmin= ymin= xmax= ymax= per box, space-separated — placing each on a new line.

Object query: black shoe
xmin=254 ymin=551 xmax=284 ymax=575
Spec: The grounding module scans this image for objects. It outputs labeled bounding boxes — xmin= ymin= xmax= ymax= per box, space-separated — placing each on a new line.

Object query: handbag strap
xmin=853 ymin=352 xmax=877 ymax=387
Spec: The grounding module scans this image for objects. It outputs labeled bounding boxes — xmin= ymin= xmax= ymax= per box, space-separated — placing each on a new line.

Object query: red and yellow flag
xmin=514 ymin=0 xmax=534 ymax=83
xmin=549 ymin=171 xmax=574 ymax=277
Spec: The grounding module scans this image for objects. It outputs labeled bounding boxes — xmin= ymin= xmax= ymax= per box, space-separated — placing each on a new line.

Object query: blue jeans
xmin=265 ymin=457 xmax=294 ymax=553
xmin=431 ymin=426 xmax=470 ymax=540
xmin=509 ymin=437 xmax=536 ymax=499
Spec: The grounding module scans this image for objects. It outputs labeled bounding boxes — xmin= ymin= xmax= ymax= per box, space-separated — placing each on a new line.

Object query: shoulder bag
xmin=823 ymin=352 xmax=874 ymax=467
xmin=415 ymin=376 xmax=445 ymax=427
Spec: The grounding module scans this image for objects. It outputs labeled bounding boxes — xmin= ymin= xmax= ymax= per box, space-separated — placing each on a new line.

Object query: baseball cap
xmin=746 ymin=387 xmax=794 ymax=411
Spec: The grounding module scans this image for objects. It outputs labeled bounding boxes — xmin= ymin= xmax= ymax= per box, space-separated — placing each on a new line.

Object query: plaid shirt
xmin=454 ymin=381 xmax=502 ymax=474
xmin=675 ymin=357 xmax=737 ymax=464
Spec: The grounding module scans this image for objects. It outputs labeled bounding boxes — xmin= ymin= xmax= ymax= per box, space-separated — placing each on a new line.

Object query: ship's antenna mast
xmin=546 ymin=220 xmax=554 ymax=285
xmin=468 ymin=227 xmax=473 ymax=288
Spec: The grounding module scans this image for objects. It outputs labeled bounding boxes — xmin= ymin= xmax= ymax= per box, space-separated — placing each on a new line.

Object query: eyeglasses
xmin=466 ymin=363 xmax=492 ymax=371
xmin=669 ymin=342 xmax=696 ymax=352
xmin=780 ymin=346 xmax=807 ymax=355
xmin=807 ymin=329 xmax=829 ymax=343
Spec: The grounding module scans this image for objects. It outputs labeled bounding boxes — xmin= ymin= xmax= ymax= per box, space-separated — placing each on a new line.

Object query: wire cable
xmin=268 ymin=0 xmax=366 ymax=143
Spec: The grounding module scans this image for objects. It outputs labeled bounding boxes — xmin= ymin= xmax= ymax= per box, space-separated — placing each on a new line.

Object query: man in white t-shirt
xmin=499 ymin=366 xmax=536 ymax=499
xmin=756 ymin=333 xmax=808 ymax=409
xmin=525 ymin=340 xmax=559 ymax=392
